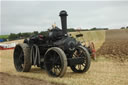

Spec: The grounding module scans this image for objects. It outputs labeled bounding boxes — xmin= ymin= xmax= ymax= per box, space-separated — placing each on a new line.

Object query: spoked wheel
xmin=44 ymin=47 xmax=67 ymax=77
xmin=13 ymin=43 xmax=31 ymax=72
xmin=70 ymin=46 xmax=91 ymax=73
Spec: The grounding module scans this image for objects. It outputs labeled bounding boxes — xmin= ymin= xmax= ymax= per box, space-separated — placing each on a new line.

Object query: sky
xmin=1 ymin=0 xmax=128 ymax=35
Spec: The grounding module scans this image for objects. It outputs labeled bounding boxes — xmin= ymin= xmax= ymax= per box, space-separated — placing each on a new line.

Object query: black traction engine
xmin=13 ymin=10 xmax=91 ymax=77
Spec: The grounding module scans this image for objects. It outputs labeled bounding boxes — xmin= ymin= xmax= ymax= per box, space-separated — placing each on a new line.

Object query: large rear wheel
xmin=44 ymin=47 xmax=67 ymax=77
xmin=70 ymin=46 xmax=91 ymax=73
xmin=13 ymin=43 xmax=31 ymax=72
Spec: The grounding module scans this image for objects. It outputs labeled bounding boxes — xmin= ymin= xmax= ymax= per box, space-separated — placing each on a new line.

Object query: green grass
xmin=0 ymin=35 xmax=9 ymax=39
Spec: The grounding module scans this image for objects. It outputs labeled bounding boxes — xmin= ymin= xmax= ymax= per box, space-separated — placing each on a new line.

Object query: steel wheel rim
xmin=72 ymin=47 xmax=87 ymax=71
xmin=44 ymin=50 xmax=63 ymax=77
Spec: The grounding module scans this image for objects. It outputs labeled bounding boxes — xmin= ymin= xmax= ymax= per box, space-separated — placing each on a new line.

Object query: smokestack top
xmin=59 ymin=10 xmax=68 ymax=16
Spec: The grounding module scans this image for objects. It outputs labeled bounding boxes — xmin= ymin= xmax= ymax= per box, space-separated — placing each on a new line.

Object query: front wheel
xmin=70 ymin=46 xmax=91 ymax=73
xmin=44 ymin=47 xmax=67 ymax=77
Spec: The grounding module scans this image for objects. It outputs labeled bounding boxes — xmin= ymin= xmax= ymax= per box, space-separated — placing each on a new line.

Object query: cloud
xmin=1 ymin=1 xmax=128 ymax=35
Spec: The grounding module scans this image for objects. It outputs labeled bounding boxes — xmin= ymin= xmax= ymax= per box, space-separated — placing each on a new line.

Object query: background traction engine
xmin=13 ymin=10 xmax=91 ymax=77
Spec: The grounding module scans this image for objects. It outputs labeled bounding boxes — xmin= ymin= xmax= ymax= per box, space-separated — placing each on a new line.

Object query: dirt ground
xmin=0 ymin=49 xmax=128 ymax=85
xmin=97 ymin=29 xmax=128 ymax=61
xmin=0 ymin=72 xmax=62 ymax=85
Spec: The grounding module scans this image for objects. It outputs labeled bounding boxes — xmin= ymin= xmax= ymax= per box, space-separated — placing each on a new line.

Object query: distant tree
xmin=90 ymin=27 xmax=97 ymax=30
xmin=104 ymin=28 xmax=109 ymax=30
xmin=126 ymin=26 xmax=128 ymax=29
xmin=121 ymin=27 xmax=125 ymax=29
xmin=17 ymin=32 xmax=22 ymax=39
xmin=67 ymin=28 xmax=75 ymax=32
xmin=8 ymin=33 xmax=17 ymax=40
xmin=39 ymin=31 xmax=48 ymax=36
xmin=33 ymin=31 xmax=39 ymax=35
xmin=22 ymin=32 xmax=31 ymax=38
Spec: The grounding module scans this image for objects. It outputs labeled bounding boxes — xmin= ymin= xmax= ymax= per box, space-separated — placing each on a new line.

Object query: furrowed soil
xmin=97 ymin=29 xmax=128 ymax=61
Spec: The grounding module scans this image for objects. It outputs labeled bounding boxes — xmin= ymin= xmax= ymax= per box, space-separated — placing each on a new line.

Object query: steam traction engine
xmin=13 ymin=10 xmax=91 ymax=77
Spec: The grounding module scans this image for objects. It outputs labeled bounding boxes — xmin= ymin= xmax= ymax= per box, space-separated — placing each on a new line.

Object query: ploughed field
xmin=97 ymin=29 xmax=128 ymax=62
xmin=0 ymin=29 xmax=128 ymax=85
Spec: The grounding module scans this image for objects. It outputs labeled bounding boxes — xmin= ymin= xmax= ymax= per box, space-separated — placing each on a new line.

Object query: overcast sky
xmin=1 ymin=0 xmax=128 ymax=35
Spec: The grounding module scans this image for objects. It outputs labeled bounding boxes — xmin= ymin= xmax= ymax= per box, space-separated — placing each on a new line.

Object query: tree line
xmin=8 ymin=31 xmax=47 ymax=41
xmin=0 ymin=28 xmax=109 ymax=41
xmin=120 ymin=26 xmax=128 ymax=29
xmin=1 ymin=26 xmax=127 ymax=41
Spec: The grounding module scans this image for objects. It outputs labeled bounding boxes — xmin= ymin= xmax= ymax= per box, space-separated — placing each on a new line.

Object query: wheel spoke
xmin=55 ymin=56 xmax=60 ymax=63
xmin=78 ymin=64 xmax=81 ymax=70
xmin=53 ymin=66 xmax=56 ymax=74
xmin=52 ymin=53 xmax=57 ymax=64
xmin=79 ymin=52 xmax=83 ymax=57
xmin=82 ymin=63 xmax=85 ymax=67
xmin=57 ymin=65 xmax=61 ymax=72
xmin=73 ymin=54 xmax=78 ymax=57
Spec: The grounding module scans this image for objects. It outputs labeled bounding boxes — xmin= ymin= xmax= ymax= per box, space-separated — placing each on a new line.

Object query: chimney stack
xmin=59 ymin=10 xmax=68 ymax=34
